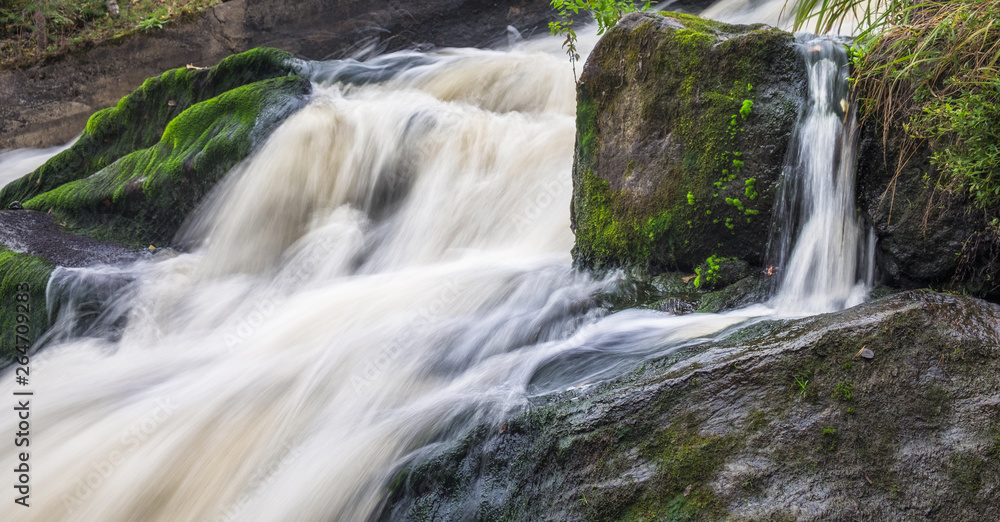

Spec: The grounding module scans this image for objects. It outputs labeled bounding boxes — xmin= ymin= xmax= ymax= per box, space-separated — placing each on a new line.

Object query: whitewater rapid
xmin=0 ymin=19 xmax=871 ymax=522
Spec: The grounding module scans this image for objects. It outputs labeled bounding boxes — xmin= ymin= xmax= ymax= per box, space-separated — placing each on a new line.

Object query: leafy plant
xmin=137 ymin=14 xmax=164 ymax=32
xmin=548 ymin=0 xmax=654 ymax=81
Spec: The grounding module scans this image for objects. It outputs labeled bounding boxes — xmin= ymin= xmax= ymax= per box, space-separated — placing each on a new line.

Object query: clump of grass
xmin=788 ymin=0 xmax=1000 ymax=211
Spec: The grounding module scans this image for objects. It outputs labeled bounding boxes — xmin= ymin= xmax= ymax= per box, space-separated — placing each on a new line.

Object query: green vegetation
xmin=0 ymin=247 xmax=53 ymax=363
xmin=832 ymin=380 xmax=854 ymax=401
xmin=791 ymin=0 xmax=1000 ymax=210
xmin=21 ymin=75 xmax=310 ymax=247
xmin=693 ymin=254 xmax=726 ymax=289
xmin=0 ymin=0 xmax=221 ymax=70
xmin=548 ymin=0 xmax=654 ymax=80
xmin=794 ymin=374 xmax=810 ymax=396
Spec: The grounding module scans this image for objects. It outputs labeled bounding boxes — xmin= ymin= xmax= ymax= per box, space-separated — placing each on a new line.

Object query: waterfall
xmin=0 ymin=137 xmax=76 ymax=191
xmin=0 ymin=25 xmax=874 ymax=522
xmin=769 ymin=37 xmax=874 ymax=315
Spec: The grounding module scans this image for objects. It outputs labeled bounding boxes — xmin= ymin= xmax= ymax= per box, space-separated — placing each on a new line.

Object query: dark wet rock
xmin=856 ymin=124 xmax=1000 ymax=300
xmin=382 ymin=291 xmax=1000 ymax=520
xmin=0 ymin=210 xmax=140 ymax=268
xmin=571 ymin=12 xmax=806 ymax=275
xmin=0 ymin=210 xmax=142 ymax=362
xmin=8 ymin=201 xmax=21 ymax=210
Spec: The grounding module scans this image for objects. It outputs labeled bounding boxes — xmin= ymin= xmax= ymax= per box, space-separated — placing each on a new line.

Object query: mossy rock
xmin=0 ymin=247 xmax=53 ymax=362
xmin=380 ymin=291 xmax=1000 ymax=520
xmin=19 ymin=75 xmax=311 ymax=247
xmin=0 ymin=48 xmax=311 ymax=248
xmin=0 ymin=47 xmax=301 ymax=210
xmin=571 ymin=12 xmax=806 ymax=274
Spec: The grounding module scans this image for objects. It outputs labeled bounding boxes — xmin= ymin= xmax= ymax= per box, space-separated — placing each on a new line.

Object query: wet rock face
xmin=856 ymin=125 xmax=1000 ymax=299
xmin=571 ymin=12 xmax=806 ymax=275
xmin=382 ymin=291 xmax=1000 ymax=520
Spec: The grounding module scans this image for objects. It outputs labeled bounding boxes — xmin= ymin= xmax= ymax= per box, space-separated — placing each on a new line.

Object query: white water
xmin=770 ymin=38 xmax=874 ymax=314
xmin=1 ymin=22 xmax=869 ymax=522
xmin=701 ymin=0 xmax=864 ymax=34
xmin=0 ymin=137 xmax=77 ymax=191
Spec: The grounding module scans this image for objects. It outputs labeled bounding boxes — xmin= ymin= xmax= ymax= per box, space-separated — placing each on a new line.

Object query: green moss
xmin=614 ymin=425 xmax=738 ymax=521
xmin=572 ymin=12 xmax=798 ymax=272
xmin=0 ymin=247 xmax=53 ymax=364
xmin=949 ymin=452 xmax=988 ymax=501
xmin=0 ymin=47 xmax=298 ymax=210
xmin=21 ymin=75 xmax=310 ymax=247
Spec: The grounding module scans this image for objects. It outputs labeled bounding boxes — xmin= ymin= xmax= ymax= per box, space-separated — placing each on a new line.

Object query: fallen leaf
xmin=681 ymin=275 xmax=696 ymax=284
xmin=865 ymin=475 xmax=873 ymax=484
xmin=683 ymin=485 xmax=692 ymax=497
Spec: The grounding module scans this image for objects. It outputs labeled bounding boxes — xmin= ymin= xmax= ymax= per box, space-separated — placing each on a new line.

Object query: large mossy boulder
xmin=857 ymin=125 xmax=1000 ymax=300
xmin=571 ymin=12 xmax=806 ymax=274
xmin=0 ymin=47 xmax=311 ymax=248
xmin=382 ymin=291 xmax=1000 ymax=520
xmin=0 ymin=47 xmax=312 ymax=361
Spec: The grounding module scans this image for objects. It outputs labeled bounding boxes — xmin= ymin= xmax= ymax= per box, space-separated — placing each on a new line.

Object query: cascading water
xmin=0 ymin=137 xmax=76 ymax=191
xmin=770 ymin=38 xmax=874 ymax=315
xmin=1 ymin=26 xmax=872 ymax=522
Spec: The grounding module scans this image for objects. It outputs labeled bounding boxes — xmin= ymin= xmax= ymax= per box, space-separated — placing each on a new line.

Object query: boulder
xmin=0 ymin=48 xmax=312 ymax=360
xmin=571 ymin=12 xmax=806 ymax=274
xmin=0 ymin=48 xmax=311 ymax=248
xmin=856 ymin=124 xmax=1000 ymax=299
xmin=382 ymin=291 xmax=1000 ymax=520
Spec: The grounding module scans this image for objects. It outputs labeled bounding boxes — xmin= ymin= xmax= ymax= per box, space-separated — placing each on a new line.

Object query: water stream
xmin=1 ymin=24 xmax=870 ymax=522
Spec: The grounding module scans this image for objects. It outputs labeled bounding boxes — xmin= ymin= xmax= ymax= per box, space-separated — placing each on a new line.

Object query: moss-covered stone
xmin=0 ymin=247 xmax=53 ymax=362
xmin=0 ymin=47 xmax=300 ymax=211
xmin=571 ymin=12 xmax=805 ymax=274
xmin=380 ymin=291 xmax=1000 ymax=520
xmin=20 ymin=75 xmax=311 ymax=247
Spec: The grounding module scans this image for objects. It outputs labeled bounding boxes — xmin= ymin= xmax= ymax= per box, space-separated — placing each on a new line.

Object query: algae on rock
xmin=571 ymin=12 xmax=806 ymax=275
xmin=0 ymin=47 xmax=303 ymax=213
xmin=20 ymin=75 xmax=311 ymax=247
xmin=0 ymin=247 xmax=53 ymax=362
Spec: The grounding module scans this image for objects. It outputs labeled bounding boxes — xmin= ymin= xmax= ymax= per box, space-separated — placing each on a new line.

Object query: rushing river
xmin=0 ymin=14 xmax=870 ymax=522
